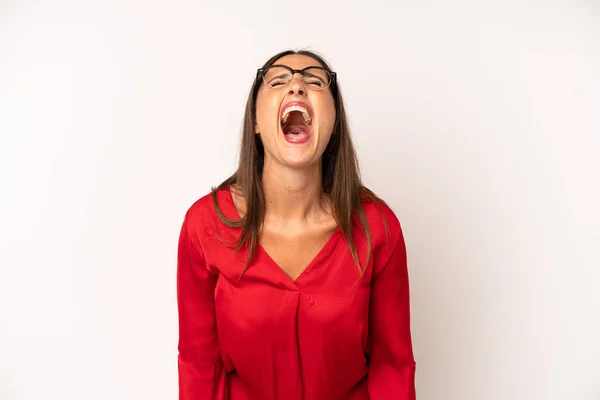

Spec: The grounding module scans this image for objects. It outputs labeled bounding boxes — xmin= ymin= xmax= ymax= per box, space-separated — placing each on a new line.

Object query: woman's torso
xmin=188 ymin=187 xmax=398 ymax=399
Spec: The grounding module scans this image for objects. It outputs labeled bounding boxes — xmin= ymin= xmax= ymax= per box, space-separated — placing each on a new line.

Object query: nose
xmin=287 ymin=73 xmax=306 ymax=96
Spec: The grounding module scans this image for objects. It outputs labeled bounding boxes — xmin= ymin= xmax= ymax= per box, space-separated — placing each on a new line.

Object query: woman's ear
xmin=254 ymin=122 xmax=260 ymax=134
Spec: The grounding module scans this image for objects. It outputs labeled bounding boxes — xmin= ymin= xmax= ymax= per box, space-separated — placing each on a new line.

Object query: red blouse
xmin=177 ymin=188 xmax=416 ymax=399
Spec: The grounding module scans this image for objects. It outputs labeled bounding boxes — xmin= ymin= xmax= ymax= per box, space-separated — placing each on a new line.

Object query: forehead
xmin=272 ymin=54 xmax=325 ymax=70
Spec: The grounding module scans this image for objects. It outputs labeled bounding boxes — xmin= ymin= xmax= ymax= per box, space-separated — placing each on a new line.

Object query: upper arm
xmin=177 ymin=214 xmax=227 ymax=399
xmin=368 ymin=213 xmax=416 ymax=399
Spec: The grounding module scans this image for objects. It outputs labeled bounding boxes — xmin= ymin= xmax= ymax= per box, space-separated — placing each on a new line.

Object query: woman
xmin=177 ymin=49 xmax=416 ymax=399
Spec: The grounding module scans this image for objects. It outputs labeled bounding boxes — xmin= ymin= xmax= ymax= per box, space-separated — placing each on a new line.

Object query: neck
xmin=261 ymin=160 xmax=326 ymax=223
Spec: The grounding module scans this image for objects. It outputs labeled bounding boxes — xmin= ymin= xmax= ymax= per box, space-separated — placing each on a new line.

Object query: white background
xmin=1 ymin=1 xmax=599 ymax=399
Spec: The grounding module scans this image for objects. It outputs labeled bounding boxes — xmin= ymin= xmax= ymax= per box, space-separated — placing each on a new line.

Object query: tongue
xmin=284 ymin=124 xmax=309 ymax=135
xmin=282 ymin=110 xmax=311 ymax=136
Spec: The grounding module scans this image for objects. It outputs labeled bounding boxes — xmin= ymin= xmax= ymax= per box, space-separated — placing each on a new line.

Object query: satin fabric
xmin=177 ymin=188 xmax=416 ymax=399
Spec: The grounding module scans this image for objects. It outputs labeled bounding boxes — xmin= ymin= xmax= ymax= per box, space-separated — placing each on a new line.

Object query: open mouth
xmin=280 ymin=104 xmax=313 ymax=143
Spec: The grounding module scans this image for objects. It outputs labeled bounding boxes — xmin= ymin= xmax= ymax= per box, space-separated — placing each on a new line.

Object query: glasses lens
xmin=263 ymin=66 xmax=293 ymax=88
xmin=262 ymin=66 xmax=332 ymax=90
xmin=302 ymin=67 xmax=331 ymax=90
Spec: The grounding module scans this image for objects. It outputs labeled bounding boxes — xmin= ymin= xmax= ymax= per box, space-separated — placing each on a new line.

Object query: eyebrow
xmin=303 ymin=71 xmax=322 ymax=79
xmin=267 ymin=72 xmax=291 ymax=82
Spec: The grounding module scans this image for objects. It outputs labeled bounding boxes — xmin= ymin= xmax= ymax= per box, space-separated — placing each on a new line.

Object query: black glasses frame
xmin=256 ymin=64 xmax=337 ymax=90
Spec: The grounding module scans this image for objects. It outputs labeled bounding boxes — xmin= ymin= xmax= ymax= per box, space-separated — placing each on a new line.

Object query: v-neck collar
xmin=223 ymin=186 xmax=342 ymax=288
xmin=259 ymin=226 xmax=342 ymax=285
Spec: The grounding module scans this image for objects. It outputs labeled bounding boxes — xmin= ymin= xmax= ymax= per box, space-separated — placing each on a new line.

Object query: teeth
xmin=281 ymin=105 xmax=312 ymax=125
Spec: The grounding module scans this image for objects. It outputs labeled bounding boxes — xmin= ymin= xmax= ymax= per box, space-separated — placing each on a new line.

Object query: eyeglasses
xmin=256 ymin=64 xmax=336 ymax=91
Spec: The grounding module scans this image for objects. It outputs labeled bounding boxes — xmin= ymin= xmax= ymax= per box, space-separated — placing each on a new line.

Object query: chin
xmin=278 ymin=152 xmax=321 ymax=169
xmin=282 ymin=158 xmax=316 ymax=169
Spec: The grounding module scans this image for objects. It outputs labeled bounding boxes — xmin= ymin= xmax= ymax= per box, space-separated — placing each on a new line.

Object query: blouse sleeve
xmin=177 ymin=215 xmax=227 ymax=400
xmin=367 ymin=225 xmax=417 ymax=399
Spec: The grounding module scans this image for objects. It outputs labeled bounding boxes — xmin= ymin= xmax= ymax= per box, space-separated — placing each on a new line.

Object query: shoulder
xmin=185 ymin=186 xmax=234 ymax=219
xmin=181 ymin=187 xmax=235 ymax=243
xmin=183 ymin=190 xmax=212 ymax=227
xmin=360 ymin=193 xmax=402 ymax=247
xmin=179 ymin=187 xmax=244 ymax=275
xmin=358 ymin=189 xmax=406 ymax=273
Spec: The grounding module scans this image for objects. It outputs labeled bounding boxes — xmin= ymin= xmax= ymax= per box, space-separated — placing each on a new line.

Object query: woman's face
xmin=254 ymin=54 xmax=336 ymax=169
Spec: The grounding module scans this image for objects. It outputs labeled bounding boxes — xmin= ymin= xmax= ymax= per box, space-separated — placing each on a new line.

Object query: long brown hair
xmin=211 ymin=49 xmax=387 ymax=278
